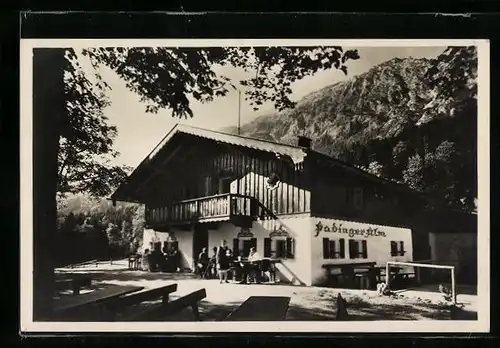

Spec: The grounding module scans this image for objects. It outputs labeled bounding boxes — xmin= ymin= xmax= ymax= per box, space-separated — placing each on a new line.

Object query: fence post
xmin=386 ymin=262 xmax=390 ymax=289
xmin=451 ymin=266 xmax=456 ymax=304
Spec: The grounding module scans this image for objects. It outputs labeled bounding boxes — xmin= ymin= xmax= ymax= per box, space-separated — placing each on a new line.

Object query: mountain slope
xmin=224 ymin=57 xmax=433 ymax=157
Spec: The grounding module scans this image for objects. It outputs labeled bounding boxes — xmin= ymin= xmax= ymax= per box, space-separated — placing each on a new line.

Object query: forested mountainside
xmin=224 ymin=47 xmax=478 ymax=212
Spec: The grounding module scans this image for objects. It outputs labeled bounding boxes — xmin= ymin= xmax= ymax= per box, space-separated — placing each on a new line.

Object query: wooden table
xmin=53 ymin=284 xmax=144 ymax=313
xmin=223 ymin=296 xmax=291 ymax=321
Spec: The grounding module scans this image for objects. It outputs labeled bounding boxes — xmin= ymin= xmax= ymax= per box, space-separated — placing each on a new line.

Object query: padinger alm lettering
xmin=314 ymin=221 xmax=387 ymax=238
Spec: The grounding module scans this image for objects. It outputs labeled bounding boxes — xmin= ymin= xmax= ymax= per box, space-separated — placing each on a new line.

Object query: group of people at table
xmin=196 ymin=240 xmax=277 ymax=284
xmin=142 ymin=241 xmax=182 ymax=273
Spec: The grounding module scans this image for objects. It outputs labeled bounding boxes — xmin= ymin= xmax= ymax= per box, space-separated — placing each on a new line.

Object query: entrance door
xmin=219 ymin=177 xmax=232 ymax=194
xmin=193 ymin=224 xmax=209 ymax=265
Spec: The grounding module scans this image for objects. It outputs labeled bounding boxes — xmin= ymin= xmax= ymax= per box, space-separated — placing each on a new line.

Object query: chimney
xmin=297 ymin=136 xmax=312 ymax=149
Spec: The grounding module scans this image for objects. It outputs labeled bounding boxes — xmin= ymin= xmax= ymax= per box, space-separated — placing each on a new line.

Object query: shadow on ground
xmin=54 ymin=269 xmax=478 ymax=322
xmin=397 ymin=283 xmax=478 ymax=296
xmin=56 ymin=269 xmax=199 ymax=283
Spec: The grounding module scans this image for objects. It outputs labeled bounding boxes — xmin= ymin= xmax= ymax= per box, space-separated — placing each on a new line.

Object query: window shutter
xmin=233 ymin=238 xmax=239 ymax=257
xmin=264 ymin=238 xmax=272 ymax=258
xmin=399 ymin=241 xmax=405 ymax=256
xmin=323 ymin=238 xmax=329 ymax=259
xmin=286 ymin=238 xmax=294 ymax=258
xmin=361 ymin=240 xmax=368 ymax=259
xmin=348 ymin=239 xmax=356 ymax=259
xmin=251 ymin=238 xmax=257 ymax=251
xmin=390 ymin=241 xmax=397 ymax=256
xmin=339 ymin=239 xmax=345 ymax=258
xmin=329 ymin=240 xmax=336 ymax=259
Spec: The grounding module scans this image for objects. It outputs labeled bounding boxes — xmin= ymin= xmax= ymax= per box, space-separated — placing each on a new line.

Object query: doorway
xmin=219 ymin=177 xmax=232 ymax=194
xmin=193 ymin=224 xmax=209 ymax=265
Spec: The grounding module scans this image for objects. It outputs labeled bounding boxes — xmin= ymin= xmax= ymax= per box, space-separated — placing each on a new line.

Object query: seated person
xmin=260 ymin=258 xmax=277 ymax=283
xmin=197 ymin=247 xmax=210 ymax=279
xmin=240 ymin=247 xmax=262 ymax=284
xmin=248 ymin=247 xmax=262 ymax=262
xmin=225 ymin=248 xmax=237 ymax=280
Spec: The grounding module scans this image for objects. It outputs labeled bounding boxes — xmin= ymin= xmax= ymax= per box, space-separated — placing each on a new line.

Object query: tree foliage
xmin=82 ymin=46 xmax=360 ymax=116
xmin=59 ymin=49 xmax=131 ymax=197
xmin=56 ymin=193 xmax=145 ymax=264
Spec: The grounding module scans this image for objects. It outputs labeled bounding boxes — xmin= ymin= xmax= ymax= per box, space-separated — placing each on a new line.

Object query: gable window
xmin=348 ymin=239 xmax=368 ymax=259
xmin=390 ymin=241 xmax=406 ymax=256
xmin=322 ymin=238 xmax=346 ymax=259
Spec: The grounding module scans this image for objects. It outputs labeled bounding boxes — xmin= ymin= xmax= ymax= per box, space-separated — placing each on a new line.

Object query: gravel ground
xmin=56 ymin=260 xmax=478 ymax=321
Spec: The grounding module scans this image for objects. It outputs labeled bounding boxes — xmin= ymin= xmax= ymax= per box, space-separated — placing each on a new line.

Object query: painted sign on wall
xmin=314 ymin=221 xmax=387 ymax=238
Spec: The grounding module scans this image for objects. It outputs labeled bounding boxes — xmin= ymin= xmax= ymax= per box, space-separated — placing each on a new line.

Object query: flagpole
xmin=237 ymin=89 xmax=241 ymax=135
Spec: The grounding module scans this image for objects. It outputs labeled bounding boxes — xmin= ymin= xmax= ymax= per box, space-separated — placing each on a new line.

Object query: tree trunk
xmin=32 ymin=48 xmax=66 ymax=320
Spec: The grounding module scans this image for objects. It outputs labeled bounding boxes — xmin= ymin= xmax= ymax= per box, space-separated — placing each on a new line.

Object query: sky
xmin=77 ymin=46 xmax=446 ymax=168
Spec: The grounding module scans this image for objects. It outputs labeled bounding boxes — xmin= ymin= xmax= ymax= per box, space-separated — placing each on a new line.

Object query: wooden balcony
xmin=145 ymin=193 xmax=259 ymax=227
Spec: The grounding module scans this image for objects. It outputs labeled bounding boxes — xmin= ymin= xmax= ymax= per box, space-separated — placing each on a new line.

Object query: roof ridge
xmin=176 ymin=123 xmax=305 ymax=151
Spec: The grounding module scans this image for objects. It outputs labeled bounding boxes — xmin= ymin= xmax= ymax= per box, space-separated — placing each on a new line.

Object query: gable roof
xmin=110 ymin=123 xmax=426 ymax=203
xmin=147 ymin=123 xmax=308 ymax=164
xmin=110 ymin=123 xmax=308 ymax=202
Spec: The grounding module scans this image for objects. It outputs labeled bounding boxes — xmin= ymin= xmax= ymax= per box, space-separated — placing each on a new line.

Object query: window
xmin=276 ymin=240 xmax=286 ymax=258
xmin=348 ymin=239 xmax=368 ymax=259
xmin=322 ymin=238 xmax=346 ymax=259
xmin=264 ymin=237 xmax=295 ymax=259
xmin=351 ymin=187 xmax=364 ymax=210
xmin=233 ymin=237 xmax=257 ymax=258
xmin=390 ymin=241 xmax=406 ymax=256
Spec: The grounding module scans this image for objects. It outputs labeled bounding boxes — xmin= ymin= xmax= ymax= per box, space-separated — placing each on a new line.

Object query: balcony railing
xmin=145 ymin=193 xmax=256 ymax=225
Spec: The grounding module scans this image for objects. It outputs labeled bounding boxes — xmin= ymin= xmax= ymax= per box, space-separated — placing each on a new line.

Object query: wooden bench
xmin=67 ymin=259 xmax=99 ymax=269
xmin=121 ymin=288 xmax=207 ymax=321
xmin=55 ymin=276 xmax=92 ymax=295
xmin=223 ymin=296 xmax=291 ymax=321
xmin=104 ymin=283 xmax=178 ymax=318
xmin=52 ymin=285 xmax=144 ymax=321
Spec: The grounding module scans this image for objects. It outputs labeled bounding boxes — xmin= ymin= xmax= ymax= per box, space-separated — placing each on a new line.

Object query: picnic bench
xmin=103 ymin=283 xmax=178 ymax=319
xmin=55 ymin=275 xmax=92 ymax=295
xmin=322 ymin=262 xmax=376 ymax=289
xmin=223 ymin=296 xmax=291 ymax=321
xmin=375 ymin=266 xmax=415 ymax=289
xmin=52 ymin=284 xmax=144 ymax=320
xmin=121 ymin=288 xmax=207 ymax=322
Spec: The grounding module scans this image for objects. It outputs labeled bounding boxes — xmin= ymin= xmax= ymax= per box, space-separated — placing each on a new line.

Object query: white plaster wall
xmin=257 ymin=215 xmax=312 ymax=285
xmin=207 ymin=214 xmax=313 ymax=285
xmin=141 ymin=229 xmax=169 ymax=253
xmin=141 ymin=228 xmax=194 ymax=271
xmin=170 ymin=227 xmax=195 ymax=271
xmin=310 ymin=217 xmax=413 ymax=285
